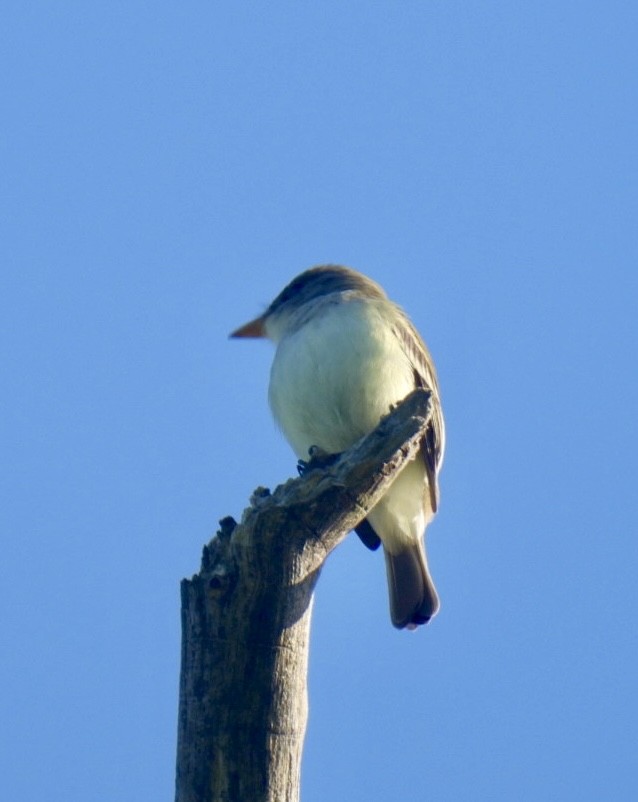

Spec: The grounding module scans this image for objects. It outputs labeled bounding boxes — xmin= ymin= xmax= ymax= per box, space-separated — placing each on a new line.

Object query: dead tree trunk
xmin=175 ymin=389 xmax=433 ymax=802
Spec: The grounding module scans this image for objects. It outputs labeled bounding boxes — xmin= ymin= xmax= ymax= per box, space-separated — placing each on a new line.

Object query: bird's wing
xmin=392 ymin=309 xmax=445 ymax=512
xmin=354 ymin=519 xmax=382 ymax=550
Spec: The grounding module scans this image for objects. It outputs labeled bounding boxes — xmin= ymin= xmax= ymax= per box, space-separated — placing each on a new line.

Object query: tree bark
xmin=175 ymin=389 xmax=433 ymax=802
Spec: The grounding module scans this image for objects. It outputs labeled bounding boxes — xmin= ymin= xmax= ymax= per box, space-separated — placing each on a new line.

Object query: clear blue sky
xmin=2 ymin=3 xmax=637 ymax=800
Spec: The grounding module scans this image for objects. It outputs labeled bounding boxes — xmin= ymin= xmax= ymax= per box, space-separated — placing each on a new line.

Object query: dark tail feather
xmin=384 ymin=543 xmax=440 ymax=629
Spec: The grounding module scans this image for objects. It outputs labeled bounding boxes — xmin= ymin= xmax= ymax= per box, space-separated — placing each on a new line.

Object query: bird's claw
xmin=297 ymin=459 xmax=310 ymax=476
xmin=297 ymin=445 xmax=341 ymax=476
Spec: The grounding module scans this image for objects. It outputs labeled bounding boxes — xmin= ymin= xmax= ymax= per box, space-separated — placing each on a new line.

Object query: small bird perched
xmin=231 ymin=265 xmax=445 ymax=630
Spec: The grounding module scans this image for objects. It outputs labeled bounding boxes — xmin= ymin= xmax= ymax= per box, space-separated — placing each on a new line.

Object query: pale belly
xmin=269 ymin=299 xmax=431 ymax=549
xmin=268 ymin=299 xmax=416 ymax=459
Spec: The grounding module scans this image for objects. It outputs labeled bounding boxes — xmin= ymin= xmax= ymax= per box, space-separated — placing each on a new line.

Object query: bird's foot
xmin=297 ymin=445 xmax=342 ymax=476
xmin=297 ymin=459 xmax=309 ymax=476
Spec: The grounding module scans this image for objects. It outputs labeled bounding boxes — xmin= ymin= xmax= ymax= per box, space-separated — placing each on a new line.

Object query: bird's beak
xmin=230 ymin=315 xmax=267 ymax=338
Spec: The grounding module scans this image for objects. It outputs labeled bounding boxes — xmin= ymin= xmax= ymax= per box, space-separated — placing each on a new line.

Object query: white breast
xmin=268 ymin=298 xmax=415 ymax=459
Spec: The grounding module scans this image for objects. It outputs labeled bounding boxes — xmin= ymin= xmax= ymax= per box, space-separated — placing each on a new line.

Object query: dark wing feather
xmin=391 ymin=308 xmax=445 ymax=512
xmin=354 ymin=519 xmax=382 ymax=550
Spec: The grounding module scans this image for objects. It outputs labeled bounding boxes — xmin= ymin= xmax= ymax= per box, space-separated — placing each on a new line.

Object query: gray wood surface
xmin=175 ymin=389 xmax=433 ymax=802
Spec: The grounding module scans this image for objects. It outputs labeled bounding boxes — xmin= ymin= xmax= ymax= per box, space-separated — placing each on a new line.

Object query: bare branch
xmin=175 ymin=388 xmax=433 ymax=802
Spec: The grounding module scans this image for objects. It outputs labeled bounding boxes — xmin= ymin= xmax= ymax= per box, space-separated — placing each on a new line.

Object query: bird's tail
xmin=384 ymin=542 xmax=440 ymax=629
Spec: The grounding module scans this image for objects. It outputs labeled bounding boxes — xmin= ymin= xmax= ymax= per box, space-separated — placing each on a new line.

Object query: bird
xmin=230 ymin=265 xmax=445 ymax=629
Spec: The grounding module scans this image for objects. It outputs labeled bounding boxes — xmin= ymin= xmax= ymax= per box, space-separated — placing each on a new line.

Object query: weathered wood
xmin=175 ymin=389 xmax=433 ymax=802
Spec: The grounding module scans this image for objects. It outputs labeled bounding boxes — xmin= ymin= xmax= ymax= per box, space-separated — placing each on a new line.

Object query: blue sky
xmin=2 ymin=2 xmax=637 ymax=800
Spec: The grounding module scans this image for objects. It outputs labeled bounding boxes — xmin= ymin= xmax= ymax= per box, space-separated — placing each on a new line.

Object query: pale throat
xmin=267 ymin=298 xmax=415 ymax=458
